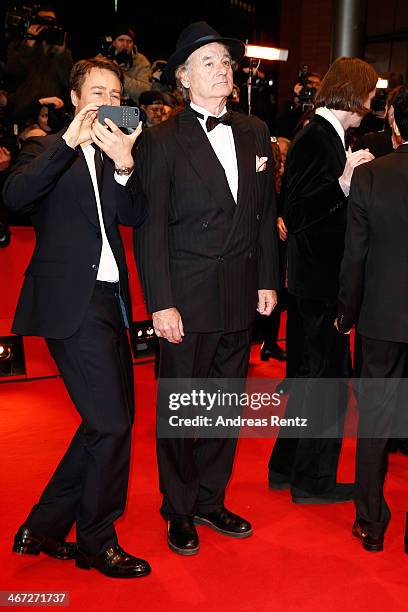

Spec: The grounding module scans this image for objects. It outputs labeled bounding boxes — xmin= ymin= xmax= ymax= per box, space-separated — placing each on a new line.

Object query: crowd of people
xmin=2 ymin=6 xmax=408 ymax=582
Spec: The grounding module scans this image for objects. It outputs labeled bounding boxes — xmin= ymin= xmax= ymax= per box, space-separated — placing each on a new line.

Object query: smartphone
xmin=98 ymin=105 xmax=140 ymax=129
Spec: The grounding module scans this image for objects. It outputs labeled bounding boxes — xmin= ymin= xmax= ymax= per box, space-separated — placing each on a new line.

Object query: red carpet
xmin=1 ymin=344 xmax=408 ymax=611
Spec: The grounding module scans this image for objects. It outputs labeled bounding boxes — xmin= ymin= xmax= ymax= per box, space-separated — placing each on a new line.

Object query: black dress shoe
xmin=275 ymin=378 xmax=291 ymax=396
xmin=194 ymin=507 xmax=253 ymax=538
xmin=167 ymin=517 xmax=199 ymax=555
xmin=12 ymin=526 xmax=77 ymax=560
xmin=76 ymin=545 xmax=151 ymax=578
xmin=268 ymin=470 xmax=290 ymax=490
xmin=292 ymin=483 xmax=354 ymax=504
xmin=352 ymin=520 xmax=384 ymax=552
xmin=260 ymin=343 xmax=287 ymax=362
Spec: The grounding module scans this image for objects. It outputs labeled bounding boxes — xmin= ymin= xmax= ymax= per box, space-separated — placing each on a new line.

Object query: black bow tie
xmin=192 ymin=108 xmax=233 ymax=132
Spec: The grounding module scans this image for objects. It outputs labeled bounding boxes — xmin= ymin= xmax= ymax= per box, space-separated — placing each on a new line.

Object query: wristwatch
xmin=115 ymin=166 xmax=134 ymax=175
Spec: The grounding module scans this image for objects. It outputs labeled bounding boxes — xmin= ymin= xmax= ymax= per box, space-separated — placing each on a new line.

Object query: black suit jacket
xmin=3 ymin=133 xmax=146 ymax=338
xmin=134 ymin=106 xmax=278 ymax=333
xmin=284 ymin=114 xmax=347 ymax=300
xmin=338 ymin=145 xmax=408 ymax=342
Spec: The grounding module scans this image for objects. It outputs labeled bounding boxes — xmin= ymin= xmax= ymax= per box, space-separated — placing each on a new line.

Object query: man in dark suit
xmin=3 ymin=57 xmax=150 ymax=578
xmin=135 ymin=21 xmax=278 ymax=555
xmin=337 ymin=86 xmax=408 ymax=552
xmin=268 ymin=57 xmax=377 ymax=503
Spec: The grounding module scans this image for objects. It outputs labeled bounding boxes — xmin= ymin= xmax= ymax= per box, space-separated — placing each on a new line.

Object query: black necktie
xmin=192 ymin=108 xmax=233 ymax=132
xmin=91 ymin=143 xmax=104 ymax=193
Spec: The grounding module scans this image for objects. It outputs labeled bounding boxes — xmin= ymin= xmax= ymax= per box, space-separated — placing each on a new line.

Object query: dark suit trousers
xmin=355 ymin=335 xmax=408 ymax=538
xmin=268 ymin=297 xmax=350 ymax=494
xmin=157 ymin=328 xmax=252 ymax=520
xmin=25 ymin=282 xmax=134 ymax=556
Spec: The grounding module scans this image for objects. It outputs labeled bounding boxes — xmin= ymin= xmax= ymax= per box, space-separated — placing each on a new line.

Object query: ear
xmin=71 ymin=90 xmax=79 ymax=109
xmin=179 ymin=67 xmax=190 ymax=89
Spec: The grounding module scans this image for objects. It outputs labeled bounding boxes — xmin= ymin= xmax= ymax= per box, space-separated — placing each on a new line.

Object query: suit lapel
xmin=175 ymin=107 xmax=237 ymax=214
xmin=231 ymin=112 xmax=254 ymax=215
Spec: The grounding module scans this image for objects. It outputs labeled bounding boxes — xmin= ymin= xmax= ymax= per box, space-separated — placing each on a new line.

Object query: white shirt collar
xmin=315 ymin=107 xmax=346 ymax=149
xmin=190 ymin=101 xmax=227 ymax=119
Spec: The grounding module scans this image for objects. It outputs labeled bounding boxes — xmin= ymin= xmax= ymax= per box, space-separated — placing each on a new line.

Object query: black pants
xmin=157 ymin=328 xmax=252 ymax=519
xmin=268 ymin=297 xmax=350 ymax=494
xmin=25 ymin=282 xmax=134 ymax=556
xmin=355 ymin=335 xmax=408 ymax=538
xmin=285 ymin=292 xmax=304 ymax=378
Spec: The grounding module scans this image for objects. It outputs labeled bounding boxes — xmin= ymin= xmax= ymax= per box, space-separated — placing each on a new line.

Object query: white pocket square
xmin=256 ymin=155 xmax=268 ymax=172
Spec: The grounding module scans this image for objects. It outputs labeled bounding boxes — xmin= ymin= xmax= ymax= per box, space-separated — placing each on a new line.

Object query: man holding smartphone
xmin=3 ymin=57 xmax=150 ymax=579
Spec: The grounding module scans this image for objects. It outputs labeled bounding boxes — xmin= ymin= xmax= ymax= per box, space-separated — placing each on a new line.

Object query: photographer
xmin=275 ymin=67 xmax=321 ymax=138
xmin=5 ymin=5 xmax=72 ymax=123
xmin=100 ymin=23 xmax=151 ymax=104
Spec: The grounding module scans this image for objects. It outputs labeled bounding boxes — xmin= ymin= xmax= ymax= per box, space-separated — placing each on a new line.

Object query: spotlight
xmin=244 ymin=43 xmax=289 ymax=116
xmin=129 ymin=320 xmax=157 ymax=357
xmin=245 ymin=44 xmax=289 ymax=62
xmin=0 ymin=336 xmax=26 ymax=377
xmin=376 ymin=78 xmax=388 ymax=89
xmin=0 ymin=344 xmax=12 ymax=361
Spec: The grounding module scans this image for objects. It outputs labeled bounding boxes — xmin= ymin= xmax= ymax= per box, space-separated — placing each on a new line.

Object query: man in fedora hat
xmin=135 ymin=21 xmax=278 ymax=555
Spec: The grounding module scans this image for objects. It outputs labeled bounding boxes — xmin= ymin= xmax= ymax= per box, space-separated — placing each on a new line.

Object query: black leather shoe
xmin=275 ymin=378 xmax=291 ymax=396
xmin=352 ymin=520 xmax=384 ymax=552
xmin=292 ymin=483 xmax=354 ymax=504
xmin=194 ymin=507 xmax=253 ymax=538
xmin=76 ymin=545 xmax=151 ymax=578
xmin=167 ymin=517 xmax=199 ymax=555
xmin=12 ymin=526 xmax=77 ymax=560
xmin=260 ymin=343 xmax=287 ymax=362
xmin=268 ymin=470 xmax=290 ymax=490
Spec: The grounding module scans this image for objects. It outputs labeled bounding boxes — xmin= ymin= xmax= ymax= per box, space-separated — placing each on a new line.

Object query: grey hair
xmin=175 ymin=56 xmax=192 ymax=101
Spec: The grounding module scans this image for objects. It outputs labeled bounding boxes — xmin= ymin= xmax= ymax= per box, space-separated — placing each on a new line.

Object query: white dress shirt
xmin=81 ymin=144 xmax=130 ymax=282
xmin=315 ymin=106 xmax=350 ymax=197
xmin=190 ymin=101 xmax=238 ymax=203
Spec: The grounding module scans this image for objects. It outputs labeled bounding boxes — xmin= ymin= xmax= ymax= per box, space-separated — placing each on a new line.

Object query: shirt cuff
xmin=114 ymin=171 xmax=133 ymax=185
xmin=338 ymin=176 xmax=350 ymax=197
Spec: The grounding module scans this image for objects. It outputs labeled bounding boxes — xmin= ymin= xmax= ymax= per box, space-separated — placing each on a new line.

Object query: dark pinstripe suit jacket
xmin=134 ymin=105 xmax=278 ymax=333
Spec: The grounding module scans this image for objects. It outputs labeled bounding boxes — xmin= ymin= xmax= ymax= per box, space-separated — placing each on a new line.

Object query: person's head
xmin=165 ymin=21 xmax=245 ymax=105
xmin=315 ymin=57 xmax=378 ymax=128
xmin=37 ymin=105 xmax=51 ymax=132
xmin=386 ymin=85 xmax=402 ymax=127
xmin=176 ymin=42 xmax=234 ymax=106
xmin=69 ymin=57 xmax=124 ymax=114
xmin=139 ymin=90 xmax=165 ymax=126
xmin=392 ymin=86 xmax=408 ymax=142
xmin=306 ymin=72 xmax=322 ymax=90
xmin=111 ymin=23 xmax=135 ymax=53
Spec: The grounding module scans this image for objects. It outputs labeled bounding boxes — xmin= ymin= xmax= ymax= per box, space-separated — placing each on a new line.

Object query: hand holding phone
xmin=98 ymin=105 xmax=140 ymax=129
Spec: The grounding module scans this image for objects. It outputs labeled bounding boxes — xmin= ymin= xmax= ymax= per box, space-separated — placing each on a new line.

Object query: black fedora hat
xmin=164 ymin=21 xmax=245 ymax=81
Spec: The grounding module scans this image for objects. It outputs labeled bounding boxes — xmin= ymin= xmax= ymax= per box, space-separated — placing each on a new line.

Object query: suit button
xmin=218 ymin=256 xmax=224 ymax=263
xmin=92 ymin=264 xmax=98 ymax=271
xmin=96 ymin=231 xmax=102 ymax=238
xmin=202 ymin=221 xmax=209 ymax=229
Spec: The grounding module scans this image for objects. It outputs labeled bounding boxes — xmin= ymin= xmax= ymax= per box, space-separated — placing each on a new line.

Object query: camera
xmin=296 ymin=64 xmax=318 ymax=112
xmin=5 ymin=4 xmax=65 ymax=45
